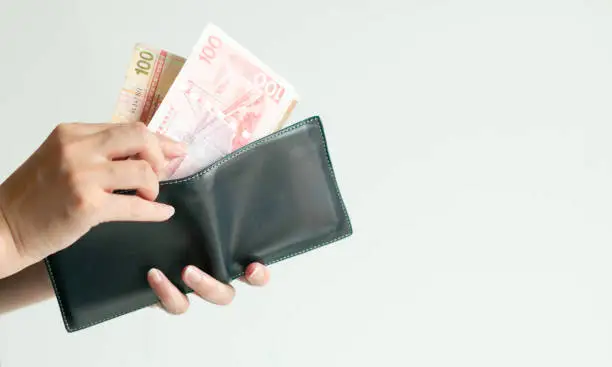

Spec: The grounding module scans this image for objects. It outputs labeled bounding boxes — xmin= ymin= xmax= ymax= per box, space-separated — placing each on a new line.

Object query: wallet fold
xmin=45 ymin=115 xmax=352 ymax=332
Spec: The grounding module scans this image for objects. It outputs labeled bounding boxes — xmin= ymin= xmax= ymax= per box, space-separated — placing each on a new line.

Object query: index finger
xmin=155 ymin=133 xmax=187 ymax=159
xmin=94 ymin=122 xmax=167 ymax=174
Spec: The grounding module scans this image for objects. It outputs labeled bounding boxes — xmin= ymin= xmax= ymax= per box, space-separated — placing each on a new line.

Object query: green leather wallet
xmin=45 ymin=115 xmax=353 ymax=332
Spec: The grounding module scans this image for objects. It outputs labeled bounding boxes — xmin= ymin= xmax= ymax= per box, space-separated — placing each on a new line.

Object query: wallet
xmin=44 ymin=115 xmax=353 ymax=332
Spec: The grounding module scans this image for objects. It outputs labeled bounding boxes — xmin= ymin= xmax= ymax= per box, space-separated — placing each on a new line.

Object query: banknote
xmin=147 ymin=23 xmax=299 ymax=179
xmin=112 ymin=44 xmax=186 ymax=124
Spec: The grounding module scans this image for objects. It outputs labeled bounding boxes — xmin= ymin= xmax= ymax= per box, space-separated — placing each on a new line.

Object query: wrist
xmin=0 ymin=186 xmax=25 ymax=279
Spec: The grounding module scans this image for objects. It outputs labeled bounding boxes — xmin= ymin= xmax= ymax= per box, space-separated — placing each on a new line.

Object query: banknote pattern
xmin=146 ymin=23 xmax=298 ymax=179
xmin=112 ymin=44 xmax=185 ymax=124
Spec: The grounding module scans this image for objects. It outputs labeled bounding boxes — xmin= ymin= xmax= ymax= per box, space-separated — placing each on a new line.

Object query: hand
xmin=147 ymin=262 xmax=270 ymax=314
xmin=0 ymin=121 xmax=269 ymax=312
xmin=0 ymin=121 xmax=180 ymax=275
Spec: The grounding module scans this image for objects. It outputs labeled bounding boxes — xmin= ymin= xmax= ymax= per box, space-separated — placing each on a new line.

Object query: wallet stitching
xmin=159 ymin=116 xmax=320 ymax=186
xmin=228 ymin=120 xmax=352 ymax=278
xmin=49 ymin=115 xmax=352 ymax=332
xmin=229 ymin=232 xmax=353 ymax=281
xmin=44 ymin=257 xmax=72 ymax=331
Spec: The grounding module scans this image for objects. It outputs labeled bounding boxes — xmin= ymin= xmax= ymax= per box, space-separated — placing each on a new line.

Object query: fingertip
xmin=136 ymin=187 xmax=159 ymax=203
xmin=245 ymin=262 xmax=270 ymax=286
xmin=160 ymin=135 xmax=188 ymax=158
xmin=164 ymin=204 xmax=176 ymax=218
xmin=148 ymin=268 xmax=163 ymax=284
xmin=152 ymin=203 xmax=175 ymax=221
xmin=182 ymin=265 xmax=236 ymax=305
xmin=174 ymin=142 xmax=188 ymax=157
xmin=147 ymin=268 xmax=189 ymax=315
xmin=147 ymin=268 xmax=167 ymax=297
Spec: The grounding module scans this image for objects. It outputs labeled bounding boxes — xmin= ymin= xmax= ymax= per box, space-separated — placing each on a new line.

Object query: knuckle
xmin=97 ymin=126 xmax=116 ymax=147
xmin=131 ymin=122 xmax=149 ymax=140
xmin=133 ymin=130 xmax=149 ymax=150
xmin=57 ymin=142 xmax=74 ymax=160
xmin=52 ymin=122 xmax=72 ymax=140
xmin=135 ymin=161 xmax=158 ymax=196
xmin=105 ymin=162 xmax=118 ymax=178
xmin=62 ymin=169 xmax=97 ymax=212
xmin=136 ymin=160 xmax=154 ymax=178
xmin=52 ymin=124 xmax=79 ymax=159
xmin=125 ymin=198 xmax=144 ymax=219
xmin=145 ymin=162 xmax=159 ymax=184
xmin=139 ymin=125 xmax=161 ymax=151
xmin=133 ymin=121 xmax=147 ymax=133
xmin=72 ymin=192 xmax=91 ymax=213
xmin=64 ymin=168 xmax=86 ymax=191
xmin=71 ymin=184 xmax=98 ymax=216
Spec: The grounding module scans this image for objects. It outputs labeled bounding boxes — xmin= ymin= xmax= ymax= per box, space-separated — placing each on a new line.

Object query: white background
xmin=1 ymin=0 xmax=612 ymax=365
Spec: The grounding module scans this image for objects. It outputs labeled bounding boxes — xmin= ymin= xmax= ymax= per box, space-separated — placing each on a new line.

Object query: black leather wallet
xmin=44 ymin=116 xmax=352 ymax=332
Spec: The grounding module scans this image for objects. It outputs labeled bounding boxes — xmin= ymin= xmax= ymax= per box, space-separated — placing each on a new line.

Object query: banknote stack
xmin=111 ymin=44 xmax=186 ymax=124
xmin=112 ymin=23 xmax=299 ymax=179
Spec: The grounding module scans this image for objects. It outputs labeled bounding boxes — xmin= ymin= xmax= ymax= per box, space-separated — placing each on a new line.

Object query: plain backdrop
xmin=2 ymin=0 xmax=612 ymax=365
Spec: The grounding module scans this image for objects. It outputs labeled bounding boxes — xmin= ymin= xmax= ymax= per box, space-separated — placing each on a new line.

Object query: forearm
xmin=0 ymin=194 xmax=53 ymax=313
xmin=0 ymin=261 xmax=54 ymax=314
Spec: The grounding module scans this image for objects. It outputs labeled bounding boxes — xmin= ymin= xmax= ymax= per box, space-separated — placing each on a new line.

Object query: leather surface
xmin=45 ymin=116 xmax=353 ymax=332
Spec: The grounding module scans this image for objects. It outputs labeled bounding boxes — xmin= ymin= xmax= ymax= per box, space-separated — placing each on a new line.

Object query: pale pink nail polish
xmin=185 ymin=266 xmax=202 ymax=285
xmin=149 ymin=268 xmax=163 ymax=283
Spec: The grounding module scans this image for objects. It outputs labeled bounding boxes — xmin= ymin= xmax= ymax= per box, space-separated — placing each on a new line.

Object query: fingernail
xmin=185 ymin=265 xmax=203 ymax=285
xmin=247 ymin=265 xmax=262 ymax=283
xmin=149 ymin=268 xmax=163 ymax=283
xmin=172 ymin=143 xmax=188 ymax=156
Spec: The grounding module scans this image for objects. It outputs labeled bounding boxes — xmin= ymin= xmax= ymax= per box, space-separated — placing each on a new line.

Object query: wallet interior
xmin=45 ymin=115 xmax=353 ymax=332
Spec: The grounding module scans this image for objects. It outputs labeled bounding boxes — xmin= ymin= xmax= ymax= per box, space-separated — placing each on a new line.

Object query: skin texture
xmin=0 ymin=121 xmax=270 ymax=315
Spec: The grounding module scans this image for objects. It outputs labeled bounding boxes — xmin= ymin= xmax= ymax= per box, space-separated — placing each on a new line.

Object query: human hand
xmin=0 ymin=122 xmax=181 ymax=275
xmin=148 ymin=262 xmax=270 ymax=313
xmin=0 ymin=121 xmax=269 ymax=310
